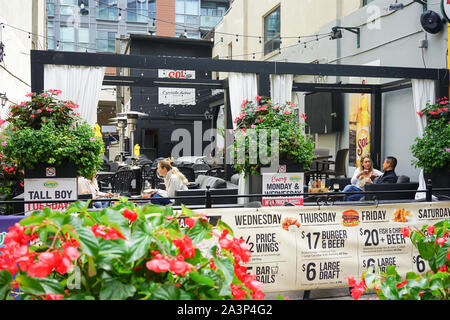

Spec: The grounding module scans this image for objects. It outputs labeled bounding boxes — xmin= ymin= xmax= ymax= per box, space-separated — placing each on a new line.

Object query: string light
xmin=80 ymin=0 xmax=85 ymax=9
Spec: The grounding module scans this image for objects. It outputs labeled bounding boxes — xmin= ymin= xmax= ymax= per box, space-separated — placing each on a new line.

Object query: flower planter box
xmin=424 ymin=167 xmax=450 ymax=198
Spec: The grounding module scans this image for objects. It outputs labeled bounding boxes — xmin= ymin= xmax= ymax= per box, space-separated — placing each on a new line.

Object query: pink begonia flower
xmin=90 ymin=137 xmax=96 ymax=141
xmin=1 ymin=141 xmax=6 ymax=146
xmin=26 ymin=92 xmax=33 ymax=97
xmin=41 ymin=93 xmax=48 ymax=98
xmin=251 ymin=124 xmax=256 ymax=129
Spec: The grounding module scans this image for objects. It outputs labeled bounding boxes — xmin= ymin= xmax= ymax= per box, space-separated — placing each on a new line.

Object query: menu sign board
xmin=24 ymin=178 xmax=77 ymax=216
xmin=262 ymin=172 xmax=304 ymax=206
xmin=192 ymin=201 xmax=450 ymax=292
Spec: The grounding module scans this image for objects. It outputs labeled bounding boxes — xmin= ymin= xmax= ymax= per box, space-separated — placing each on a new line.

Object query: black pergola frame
xmin=30 ymin=50 xmax=449 ymax=170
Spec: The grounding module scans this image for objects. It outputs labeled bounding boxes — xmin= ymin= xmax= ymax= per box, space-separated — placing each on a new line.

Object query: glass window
xmin=363 ymin=0 xmax=375 ymax=5
xmin=127 ymin=0 xmax=147 ymax=22
xmin=60 ymin=0 xmax=76 ymax=15
xmin=47 ymin=21 xmax=55 ymax=49
xmin=185 ymin=0 xmax=199 ymax=15
xmin=175 ymin=14 xmax=184 ymax=23
xmin=185 ymin=15 xmax=199 ymax=25
xmin=79 ymin=27 xmax=90 ymax=43
xmin=97 ymin=31 xmax=116 ymax=52
xmin=175 ymin=0 xmax=185 ymax=14
xmin=61 ymin=26 xmax=75 ymax=42
xmin=97 ymin=0 xmax=118 ymax=20
xmin=148 ymin=0 xmax=156 ymax=20
xmin=46 ymin=0 xmax=54 ymax=17
xmin=264 ymin=6 xmax=280 ymax=55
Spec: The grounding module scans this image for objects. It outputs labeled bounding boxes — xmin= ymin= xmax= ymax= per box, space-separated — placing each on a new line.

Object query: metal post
xmin=426 ymin=178 xmax=433 ymax=202
xmin=205 ymin=186 xmax=211 ymax=208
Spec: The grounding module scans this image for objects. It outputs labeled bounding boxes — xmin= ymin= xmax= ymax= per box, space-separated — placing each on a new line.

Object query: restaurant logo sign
xmin=158 ymin=69 xmax=195 ymax=79
xmin=158 ymin=69 xmax=196 ymax=105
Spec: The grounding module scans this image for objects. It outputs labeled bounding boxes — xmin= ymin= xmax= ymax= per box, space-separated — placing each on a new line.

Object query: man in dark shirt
xmin=374 ymin=156 xmax=398 ymax=184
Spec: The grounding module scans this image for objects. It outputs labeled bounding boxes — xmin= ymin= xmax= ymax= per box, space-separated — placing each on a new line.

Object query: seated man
xmin=373 ymin=156 xmax=398 ymax=184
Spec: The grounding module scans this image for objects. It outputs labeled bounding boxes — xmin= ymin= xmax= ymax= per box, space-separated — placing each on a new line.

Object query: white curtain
xmin=411 ymin=79 xmax=436 ymax=200
xmin=228 ymin=73 xmax=258 ymax=129
xmin=270 ymin=74 xmax=294 ymax=105
xmin=44 ymin=65 xmax=106 ymax=126
xmin=228 ymin=72 xmax=258 ymax=204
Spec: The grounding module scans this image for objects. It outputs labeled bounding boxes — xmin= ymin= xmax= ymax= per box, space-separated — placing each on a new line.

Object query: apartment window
xmin=176 ymin=0 xmax=199 ymax=26
xmin=264 ymin=6 xmax=280 ymax=55
xmin=363 ymin=0 xmax=376 ymax=5
xmin=60 ymin=0 xmax=76 ymax=15
xmin=97 ymin=31 xmax=116 ymax=52
xmin=78 ymin=27 xmax=90 ymax=51
xmin=127 ymin=0 xmax=147 ymax=22
xmin=148 ymin=0 xmax=156 ymax=20
xmin=46 ymin=0 xmax=54 ymax=17
xmin=48 ymin=21 xmax=55 ymax=49
xmin=60 ymin=25 xmax=75 ymax=51
xmin=97 ymin=0 xmax=118 ymax=20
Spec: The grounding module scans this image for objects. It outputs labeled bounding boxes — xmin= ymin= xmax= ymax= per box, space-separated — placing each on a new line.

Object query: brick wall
xmin=156 ymin=0 xmax=175 ymax=37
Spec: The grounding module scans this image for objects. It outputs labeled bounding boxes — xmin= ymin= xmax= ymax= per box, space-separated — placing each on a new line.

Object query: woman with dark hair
xmin=342 ymin=155 xmax=382 ymax=201
xmin=143 ymin=159 xmax=188 ymax=205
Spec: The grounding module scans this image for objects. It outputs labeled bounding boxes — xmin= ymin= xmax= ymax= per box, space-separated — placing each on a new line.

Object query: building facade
xmin=0 ymin=0 xmax=47 ymax=119
xmin=46 ymin=0 xmax=230 ymax=53
xmin=213 ymin=0 xmax=449 ymax=182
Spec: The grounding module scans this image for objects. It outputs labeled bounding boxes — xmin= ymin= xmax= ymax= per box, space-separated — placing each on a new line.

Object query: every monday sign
xmin=195 ymin=201 xmax=450 ymax=292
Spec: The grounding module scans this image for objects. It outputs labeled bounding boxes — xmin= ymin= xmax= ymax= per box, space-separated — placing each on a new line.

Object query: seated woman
xmin=342 ymin=155 xmax=382 ymax=201
xmin=78 ymin=175 xmax=113 ymax=208
xmin=143 ymin=159 xmax=188 ymax=205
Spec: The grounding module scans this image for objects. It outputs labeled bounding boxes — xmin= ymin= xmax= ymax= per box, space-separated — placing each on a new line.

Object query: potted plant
xmin=0 ymin=199 xmax=270 ymax=300
xmin=411 ymin=98 xmax=450 ymax=196
xmin=347 ymin=220 xmax=449 ymax=300
xmin=231 ymin=97 xmax=315 ymax=201
xmin=232 ymin=96 xmax=315 ymax=177
xmin=0 ymin=90 xmax=104 ymax=179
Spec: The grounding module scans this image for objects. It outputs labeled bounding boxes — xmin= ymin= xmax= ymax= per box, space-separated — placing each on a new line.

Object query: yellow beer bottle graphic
xmin=356 ymin=92 xmax=370 ymax=168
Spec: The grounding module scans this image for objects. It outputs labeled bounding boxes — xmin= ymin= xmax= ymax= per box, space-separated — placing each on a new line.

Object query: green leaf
xmin=418 ymin=240 xmax=437 ymax=260
xmin=75 ymin=226 xmax=99 ymax=257
xmin=380 ymin=276 xmax=399 ymax=300
xmin=19 ymin=215 xmax=46 ymax=226
xmin=37 ymin=277 xmax=65 ymax=295
xmin=99 ymin=277 xmax=136 ymax=300
xmin=0 ymin=270 xmax=13 ymax=299
xmin=17 ymin=275 xmax=46 ymax=296
xmin=214 ymin=257 xmax=234 ymax=286
xmin=151 ymin=283 xmax=181 ymax=300
xmin=190 ymin=272 xmax=216 ymax=287
xmin=187 ymin=220 xmax=211 ymax=245
xmin=126 ymin=221 xmax=153 ymax=263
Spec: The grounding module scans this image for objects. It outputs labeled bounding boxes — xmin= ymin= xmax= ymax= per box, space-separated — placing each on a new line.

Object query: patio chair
xmin=177 ymin=166 xmax=196 ymax=182
xmin=321 ymin=148 xmax=349 ymax=178
xmin=110 ymin=170 xmax=135 ymax=196
xmin=205 ymin=167 xmax=225 ymax=179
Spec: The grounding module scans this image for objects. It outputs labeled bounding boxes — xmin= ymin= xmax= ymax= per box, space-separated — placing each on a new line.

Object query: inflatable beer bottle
xmin=356 ymin=93 xmax=370 ymax=168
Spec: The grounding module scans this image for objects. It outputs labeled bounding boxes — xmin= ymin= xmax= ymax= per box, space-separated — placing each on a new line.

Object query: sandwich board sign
xmin=24 ymin=163 xmax=77 ymax=216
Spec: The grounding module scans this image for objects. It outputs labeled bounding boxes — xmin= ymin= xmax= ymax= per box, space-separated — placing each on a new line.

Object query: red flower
xmin=91 ymin=224 xmax=126 ymax=240
xmin=437 ymin=265 xmax=448 ymax=273
xmin=219 ymin=229 xmax=233 ymax=249
xmin=426 ymin=226 xmax=435 ymax=235
xmin=173 ymin=235 xmax=196 ymax=259
xmin=401 ymin=226 xmax=412 ymax=238
xmin=184 ymin=217 xmax=198 ymax=229
xmin=230 ymin=284 xmax=247 ymax=300
xmin=436 ymin=237 xmax=446 ymax=246
xmin=396 ymin=279 xmax=408 ymax=288
xmin=346 ymin=276 xmax=367 ymax=300
xmin=123 ymin=209 xmax=138 ymax=222
xmin=416 ymin=111 xmax=424 ymax=117
xmin=169 ymin=255 xmax=194 ymax=276
xmin=145 ymin=254 xmax=170 ymax=273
